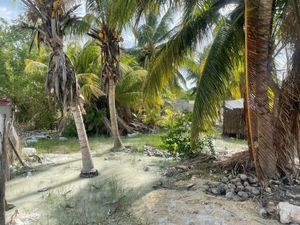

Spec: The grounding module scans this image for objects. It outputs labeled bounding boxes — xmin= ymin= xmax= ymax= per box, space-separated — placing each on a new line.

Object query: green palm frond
xmin=24 ymin=58 xmax=47 ymax=75
xmin=77 ymin=73 xmax=104 ymax=102
xmin=116 ymin=69 xmax=148 ymax=108
xmin=143 ymin=0 xmax=224 ymax=99
xmin=191 ymin=16 xmax=244 ymax=144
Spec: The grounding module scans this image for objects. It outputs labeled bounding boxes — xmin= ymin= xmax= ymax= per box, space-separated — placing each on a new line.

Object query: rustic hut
xmin=222 ymin=99 xmax=246 ymax=139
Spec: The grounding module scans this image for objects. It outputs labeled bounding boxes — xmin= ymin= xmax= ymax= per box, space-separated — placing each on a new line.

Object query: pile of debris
xmin=143 ymin=145 xmax=172 ymax=158
xmin=204 ymin=173 xmax=261 ymax=201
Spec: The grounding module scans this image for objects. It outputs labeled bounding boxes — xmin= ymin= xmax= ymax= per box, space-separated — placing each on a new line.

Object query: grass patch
xmin=28 ymin=133 xmax=163 ymax=155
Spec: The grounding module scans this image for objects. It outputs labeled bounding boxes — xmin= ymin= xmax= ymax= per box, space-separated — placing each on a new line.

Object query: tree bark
xmin=255 ymin=0 xmax=277 ymax=179
xmin=245 ymin=0 xmax=277 ymax=181
xmin=0 ymin=114 xmax=6 ymax=225
xmin=108 ymin=79 xmax=124 ymax=150
xmin=71 ymin=104 xmax=98 ymax=178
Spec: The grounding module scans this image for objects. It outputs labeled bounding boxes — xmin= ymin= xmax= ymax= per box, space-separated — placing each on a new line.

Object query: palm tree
xmin=144 ymin=0 xmax=299 ymax=181
xmin=85 ymin=0 xmax=162 ymax=150
xmin=21 ymin=0 xmax=98 ymax=178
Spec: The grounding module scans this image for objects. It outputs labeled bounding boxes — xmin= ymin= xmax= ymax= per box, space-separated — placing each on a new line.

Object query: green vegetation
xmin=28 ymin=133 xmax=162 ymax=155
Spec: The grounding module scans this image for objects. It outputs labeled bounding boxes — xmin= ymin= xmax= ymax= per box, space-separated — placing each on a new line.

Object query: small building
xmin=223 ymin=99 xmax=246 ymax=139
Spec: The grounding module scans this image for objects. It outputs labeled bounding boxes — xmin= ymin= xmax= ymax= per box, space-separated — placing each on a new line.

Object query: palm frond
xmin=191 ymin=16 xmax=244 ymax=144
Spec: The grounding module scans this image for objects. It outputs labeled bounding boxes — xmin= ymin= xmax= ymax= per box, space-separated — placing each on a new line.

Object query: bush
xmin=160 ymin=112 xmax=215 ymax=157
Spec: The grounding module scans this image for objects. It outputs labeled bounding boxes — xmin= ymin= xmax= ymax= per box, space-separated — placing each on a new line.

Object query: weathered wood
xmin=0 ymin=114 xmax=6 ymax=224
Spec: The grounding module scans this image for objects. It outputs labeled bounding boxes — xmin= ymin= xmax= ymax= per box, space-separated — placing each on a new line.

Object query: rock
xmin=211 ymin=188 xmax=220 ymax=195
xmin=217 ymin=185 xmax=226 ymax=195
xmin=222 ymin=177 xmax=229 ymax=183
xmin=236 ymin=182 xmax=242 ymax=187
xmin=236 ymin=185 xmax=244 ymax=192
xmin=152 ymin=181 xmax=163 ymax=189
xmin=243 ymin=181 xmax=250 ymax=187
xmin=259 ymin=208 xmax=268 ymax=218
xmin=232 ymin=195 xmax=242 ymax=201
xmin=127 ymin=132 xmax=140 ymax=137
xmin=248 ymin=176 xmax=258 ymax=184
xmin=186 ymin=183 xmax=196 ymax=190
xmin=231 ymin=178 xmax=241 ymax=183
xmin=225 ymin=192 xmax=235 ymax=199
xmin=278 ymin=202 xmax=300 ymax=224
xmin=175 ymin=165 xmax=189 ymax=171
xmin=265 ymin=187 xmax=272 ymax=193
xmin=226 ymin=188 xmax=235 ymax=194
xmin=227 ymin=183 xmax=236 ymax=190
xmin=203 ymin=185 xmax=210 ymax=191
xmin=239 ymin=174 xmax=248 ymax=181
xmin=250 ymin=187 xmax=260 ymax=196
xmin=266 ymin=202 xmax=277 ymax=216
xmin=238 ymin=191 xmax=249 ymax=199
xmin=164 ymin=167 xmax=177 ymax=177
xmin=143 ymin=166 xmax=150 ymax=172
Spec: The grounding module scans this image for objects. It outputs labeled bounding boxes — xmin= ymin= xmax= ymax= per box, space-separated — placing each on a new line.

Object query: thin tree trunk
xmin=71 ymin=104 xmax=98 ymax=178
xmin=0 ymin=114 xmax=6 ymax=225
xmin=108 ymin=79 xmax=124 ymax=150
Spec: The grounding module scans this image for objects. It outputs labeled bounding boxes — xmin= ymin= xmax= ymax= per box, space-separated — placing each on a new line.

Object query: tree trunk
xmin=255 ymin=0 xmax=277 ymax=179
xmin=0 ymin=114 xmax=6 ymax=225
xmin=245 ymin=0 xmax=277 ymax=181
xmin=71 ymin=104 xmax=98 ymax=178
xmin=108 ymin=79 xmax=124 ymax=150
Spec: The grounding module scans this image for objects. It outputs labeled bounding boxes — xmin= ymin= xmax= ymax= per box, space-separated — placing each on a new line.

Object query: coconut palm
xmin=84 ymin=0 xmax=163 ymax=150
xmin=21 ymin=0 xmax=98 ymax=178
xmin=145 ymin=0 xmax=299 ymax=181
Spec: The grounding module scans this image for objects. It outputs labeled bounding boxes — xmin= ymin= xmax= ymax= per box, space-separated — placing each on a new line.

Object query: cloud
xmin=0 ymin=6 xmax=19 ymax=20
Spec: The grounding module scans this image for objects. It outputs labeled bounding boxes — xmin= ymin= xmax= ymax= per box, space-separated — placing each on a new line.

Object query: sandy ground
xmin=6 ymin=139 xmax=280 ymax=225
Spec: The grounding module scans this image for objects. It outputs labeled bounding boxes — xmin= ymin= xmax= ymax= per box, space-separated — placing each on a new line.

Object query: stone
xmin=236 ymin=185 xmax=244 ymax=192
xmin=227 ymin=183 xmax=236 ymax=190
xmin=225 ymin=192 xmax=235 ymax=199
xmin=239 ymin=174 xmax=248 ymax=181
xmin=226 ymin=188 xmax=235 ymax=194
xmin=231 ymin=178 xmax=241 ymax=183
xmin=211 ymin=188 xmax=220 ymax=195
xmin=278 ymin=202 xmax=300 ymax=224
xmin=222 ymin=177 xmax=229 ymax=183
xmin=265 ymin=187 xmax=272 ymax=193
xmin=217 ymin=185 xmax=226 ymax=195
xmin=236 ymin=182 xmax=242 ymax=187
xmin=259 ymin=208 xmax=268 ymax=218
xmin=238 ymin=191 xmax=249 ymax=199
xmin=164 ymin=167 xmax=177 ymax=177
xmin=248 ymin=176 xmax=258 ymax=184
xmin=243 ymin=181 xmax=250 ymax=187
xmin=203 ymin=185 xmax=210 ymax=191
xmin=250 ymin=187 xmax=260 ymax=196
xmin=143 ymin=166 xmax=150 ymax=172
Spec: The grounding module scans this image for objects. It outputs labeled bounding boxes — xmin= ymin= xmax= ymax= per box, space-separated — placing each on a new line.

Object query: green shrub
xmin=160 ymin=112 xmax=215 ymax=157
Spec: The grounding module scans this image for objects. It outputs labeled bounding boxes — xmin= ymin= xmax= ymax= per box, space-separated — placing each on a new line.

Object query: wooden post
xmin=0 ymin=114 xmax=6 ymax=224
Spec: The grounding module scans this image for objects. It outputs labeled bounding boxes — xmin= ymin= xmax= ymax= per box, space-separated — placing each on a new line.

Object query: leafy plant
xmin=160 ymin=112 xmax=215 ymax=157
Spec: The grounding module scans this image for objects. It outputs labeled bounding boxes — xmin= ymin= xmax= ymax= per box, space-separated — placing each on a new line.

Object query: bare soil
xmin=6 ymin=137 xmax=279 ymax=225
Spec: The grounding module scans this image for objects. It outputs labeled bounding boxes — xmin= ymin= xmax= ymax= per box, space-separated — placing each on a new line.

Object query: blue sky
xmin=0 ymin=0 xmax=23 ymax=20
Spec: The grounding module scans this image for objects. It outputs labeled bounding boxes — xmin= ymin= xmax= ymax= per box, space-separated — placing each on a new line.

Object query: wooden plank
xmin=0 ymin=114 xmax=6 ymax=224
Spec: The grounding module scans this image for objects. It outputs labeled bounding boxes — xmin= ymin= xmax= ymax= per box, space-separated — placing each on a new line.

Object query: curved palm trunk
xmin=71 ymin=103 xmax=98 ymax=177
xmin=108 ymin=78 xmax=123 ymax=150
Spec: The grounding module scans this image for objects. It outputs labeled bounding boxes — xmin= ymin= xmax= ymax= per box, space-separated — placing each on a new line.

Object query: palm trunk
xmin=71 ymin=103 xmax=98 ymax=178
xmin=245 ymin=0 xmax=276 ymax=181
xmin=108 ymin=78 xmax=123 ymax=150
xmin=255 ymin=0 xmax=277 ymax=179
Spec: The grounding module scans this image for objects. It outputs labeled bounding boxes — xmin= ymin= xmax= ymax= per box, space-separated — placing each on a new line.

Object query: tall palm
xmin=85 ymin=0 xmax=161 ymax=150
xmin=21 ymin=0 xmax=98 ymax=178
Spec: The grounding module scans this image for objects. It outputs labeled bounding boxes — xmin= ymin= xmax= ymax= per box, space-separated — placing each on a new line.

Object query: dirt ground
xmin=6 ymin=137 xmax=280 ymax=225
